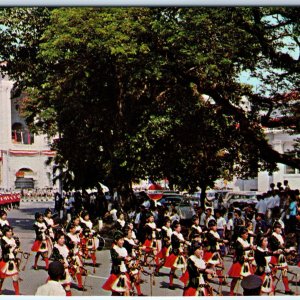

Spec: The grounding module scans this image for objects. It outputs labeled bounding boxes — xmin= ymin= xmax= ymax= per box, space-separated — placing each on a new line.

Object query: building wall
xmin=0 ymin=74 xmax=57 ymax=190
xmin=257 ymin=130 xmax=300 ymax=192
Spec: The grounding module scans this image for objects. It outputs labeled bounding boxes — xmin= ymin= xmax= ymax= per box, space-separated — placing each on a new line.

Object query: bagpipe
xmin=11 ymin=236 xmax=31 ymax=272
xmin=126 ymin=258 xmax=143 ymax=277
xmin=66 ymin=252 xmax=88 ymax=280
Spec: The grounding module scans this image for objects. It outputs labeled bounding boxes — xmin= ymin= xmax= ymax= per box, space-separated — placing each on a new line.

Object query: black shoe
xmin=168 ymin=285 xmax=175 ymax=290
xmin=138 ymin=293 xmax=146 ymax=296
xmin=154 ymin=271 xmax=159 ymax=277
xmin=285 ymin=291 xmax=294 ymax=295
xmin=32 ymin=266 xmax=38 ymax=270
xmin=78 ymin=287 xmax=87 ymax=291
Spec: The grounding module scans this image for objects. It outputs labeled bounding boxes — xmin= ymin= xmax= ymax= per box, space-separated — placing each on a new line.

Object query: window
xmin=12 ymin=123 xmax=34 ymax=144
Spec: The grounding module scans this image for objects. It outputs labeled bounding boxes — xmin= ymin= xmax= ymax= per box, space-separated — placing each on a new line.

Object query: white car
xmin=192 ymin=189 xmax=230 ymax=201
xmin=223 ymin=191 xmax=261 ymax=209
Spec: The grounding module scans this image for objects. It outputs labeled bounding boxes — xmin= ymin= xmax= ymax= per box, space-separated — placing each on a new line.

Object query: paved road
xmin=2 ymin=201 xmax=300 ymax=296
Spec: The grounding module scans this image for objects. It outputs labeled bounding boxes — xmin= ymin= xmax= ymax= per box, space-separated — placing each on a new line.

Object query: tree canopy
xmin=0 ymin=7 xmax=299 ymax=192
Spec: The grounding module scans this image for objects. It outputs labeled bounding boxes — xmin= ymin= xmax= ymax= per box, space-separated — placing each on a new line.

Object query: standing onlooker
xmin=54 ymin=192 xmax=62 ymax=213
xmin=255 ymin=195 xmax=267 ymax=218
xmin=288 ymin=191 xmax=297 ymax=233
xmin=216 ymin=210 xmax=226 ymax=256
xmin=284 ymin=180 xmax=290 ymax=191
xmin=35 ymin=261 xmax=66 ymax=296
xmin=205 ymin=208 xmax=215 ymax=228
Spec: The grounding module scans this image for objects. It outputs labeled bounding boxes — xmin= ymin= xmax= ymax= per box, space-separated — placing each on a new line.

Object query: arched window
xmin=15 ymin=168 xmax=35 ymax=189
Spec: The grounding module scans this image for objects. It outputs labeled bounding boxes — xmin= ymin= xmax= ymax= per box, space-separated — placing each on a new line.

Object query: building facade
xmin=257 ymin=129 xmax=300 ymax=192
xmin=0 ymin=74 xmax=56 ymax=191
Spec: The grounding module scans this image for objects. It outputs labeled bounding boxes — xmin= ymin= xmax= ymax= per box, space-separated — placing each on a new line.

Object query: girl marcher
xmin=0 ymin=210 xmax=10 ymax=236
xmin=123 ymin=228 xmax=144 ymax=296
xmin=268 ymin=222 xmax=294 ymax=295
xmin=31 ymin=212 xmax=51 ymax=270
xmin=155 ymin=217 xmax=172 ymax=275
xmin=188 ymin=215 xmax=202 ymax=243
xmin=142 ymin=213 xmax=160 ymax=267
xmin=80 ymin=211 xmax=97 ymax=267
xmin=51 ymin=231 xmax=73 ymax=295
xmin=164 ymin=221 xmax=190 ymax=290
xmin=254 ymin=235 xmax=275 ymax=295
xmin=102 ymin=231 xmax=132 ymax=295
xmin=204 ymin=219 xmax=228 ymax=285
xmin=65 ymin=224 xmax=87 ymax=291
xmin=180 ymin=241 xmax=215 ymax=296
xmin=0 ymin=226 xmax=21 ymax=295
xmin=44 ymin=208 xmax=58 ymax=241
xmin=228 ymin=227 xmax=255 ymax=296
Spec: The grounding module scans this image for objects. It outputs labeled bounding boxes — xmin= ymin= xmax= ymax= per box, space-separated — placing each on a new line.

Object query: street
xmin=2 ymin=201 xmax=299 ymax=296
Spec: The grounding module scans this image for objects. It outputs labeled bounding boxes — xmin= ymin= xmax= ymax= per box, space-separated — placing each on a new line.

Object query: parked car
xmin=175 ymin=198 xmax=196 ymax=221
xmin=223 ymin=191 xmax=261 ymax=209
xmin=157 ymin=192 xmax=183 ymax=206
xmin=192 ymin=189 xmax=230 ymax=201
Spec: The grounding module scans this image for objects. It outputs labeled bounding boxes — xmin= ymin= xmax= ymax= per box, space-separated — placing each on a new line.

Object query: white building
xmin=257 ymin=129 xmax=300 ymax=192
xmin=0 ymin=73 xmax=56 ymax=190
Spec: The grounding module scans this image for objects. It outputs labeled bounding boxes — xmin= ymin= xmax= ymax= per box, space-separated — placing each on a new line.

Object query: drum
xmin=96 ymin=236 xmax=105 ymax=251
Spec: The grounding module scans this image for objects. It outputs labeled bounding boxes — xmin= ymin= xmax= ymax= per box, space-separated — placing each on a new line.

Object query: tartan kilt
xmin=228 ymin=261 xmax=254 ymax=278
xmin=183 ymin=286 xmax=209 ymax=296
xmin=260 ymin=273 xmax=274 ymax=294
xmin=157 ymin=246 xmax=168 ymax=259
xmin=164 ymin=253 xmax=186 ymax=269
xmin=0 ymin=260 xmax=19 ymax=278
xmin=203 ymin=251 xmax=220 ymax=265
xmin=102 ymin=273 xmax=131 ymax=292
xmin=31 ymin=239 xmax=50 ymax=253
xmin=179 ymin=270 xmax=189 ymax=286
xmin=143 ymin=239 xmax=157 ymax=253
xmin=270 ymin=256 xmax=278 ymax=265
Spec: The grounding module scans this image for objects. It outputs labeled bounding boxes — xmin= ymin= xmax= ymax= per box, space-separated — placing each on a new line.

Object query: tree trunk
xmin=200 ymin=183 xmax=207 ymax=209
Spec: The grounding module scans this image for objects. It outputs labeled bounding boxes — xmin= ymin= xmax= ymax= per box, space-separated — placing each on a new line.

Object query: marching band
xmin=0 ymin=191 xmax=299 ymax=297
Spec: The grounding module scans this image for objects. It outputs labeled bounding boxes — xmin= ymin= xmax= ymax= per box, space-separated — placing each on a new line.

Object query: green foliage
xmin=0 ymin=7 xmax=299 ymax=192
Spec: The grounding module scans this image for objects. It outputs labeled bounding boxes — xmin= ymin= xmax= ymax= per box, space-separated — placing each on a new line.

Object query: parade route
xmin=2 ymin=201 xmax=299 ymax=296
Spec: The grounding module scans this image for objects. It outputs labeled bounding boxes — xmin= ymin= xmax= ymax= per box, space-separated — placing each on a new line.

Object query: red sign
xmin=147 ymin=184 xmax=164 ymax=201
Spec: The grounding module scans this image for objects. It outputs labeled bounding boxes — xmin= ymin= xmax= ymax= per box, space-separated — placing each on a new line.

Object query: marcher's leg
xmin=283 ymin=274 xmax=294 ymax=294
xmin=33 ymin=253 xmax=40 ymax=269
xmin=134 ymin=282 xmax=143 ymax=295
xmin=90 ymin=251 xmax=96 ymax=266
xmin=76 ymin=273 xmax=87 ymax=291
xmin=65 ymin=284 xmax=72 ymax=296
xmin=169 ymin=267 xmax=176 ymax=289
xmin=230 ymin=278 xmax=238 ymax=295
xmin=12 ymin=275 xmax=20 ymax=296
xmin=0 ymin=279 xmax=4 ymax=294
xmin=42 ymin=253 xmax=49 ymax=270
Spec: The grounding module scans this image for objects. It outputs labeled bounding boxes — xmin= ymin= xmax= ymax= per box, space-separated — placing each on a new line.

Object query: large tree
xmin=0 ymin=7 xmax=299 ymax=193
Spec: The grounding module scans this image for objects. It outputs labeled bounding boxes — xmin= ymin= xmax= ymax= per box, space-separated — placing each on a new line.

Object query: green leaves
xmin=1 ymin=7 xmax=299 ymax=191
